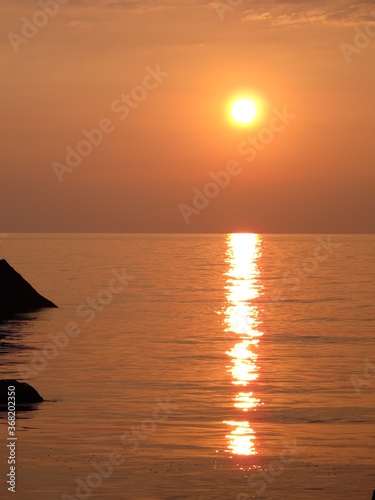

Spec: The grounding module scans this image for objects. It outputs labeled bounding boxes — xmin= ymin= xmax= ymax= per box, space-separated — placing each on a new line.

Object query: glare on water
xmin=222 ymin=233 xmax=263 ymax=456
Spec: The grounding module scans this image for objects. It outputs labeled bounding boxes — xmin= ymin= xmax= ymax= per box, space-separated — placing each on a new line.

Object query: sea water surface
xmin=0 ymin=234 xmax=374 ymax=500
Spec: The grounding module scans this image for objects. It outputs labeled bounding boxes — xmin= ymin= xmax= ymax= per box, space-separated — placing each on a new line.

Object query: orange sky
xmin=1 ymin=0 xmax=374 ymax=232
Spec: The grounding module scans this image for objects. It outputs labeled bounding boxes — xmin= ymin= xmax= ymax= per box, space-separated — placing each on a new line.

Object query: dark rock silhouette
xmin=0 ymin=379 xmax=44 ymax=406
xmin=0 ymin=259 xmax=57 ymax=318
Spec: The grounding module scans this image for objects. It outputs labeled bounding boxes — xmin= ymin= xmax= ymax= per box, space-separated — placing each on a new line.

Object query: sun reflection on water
xmin=223 ymin=233 xmax=263 ymax=457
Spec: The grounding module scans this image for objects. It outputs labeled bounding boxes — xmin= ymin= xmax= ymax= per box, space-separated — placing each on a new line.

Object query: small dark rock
xmin=0 ymin=379 xmax=44 ymax=406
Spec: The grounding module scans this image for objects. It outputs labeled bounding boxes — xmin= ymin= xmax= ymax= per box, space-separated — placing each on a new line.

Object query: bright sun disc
xmin=231 ymin=99 xmax=257 ymax=124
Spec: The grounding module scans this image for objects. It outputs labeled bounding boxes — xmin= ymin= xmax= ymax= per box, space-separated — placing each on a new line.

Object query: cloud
xmin=82 ymin=0 xmax=375 ymax=26
xmin=66 ymin=20 xmax=91 ymax=28
xmin=242 ymin=1 xmax=375 ymax=27
xmin=65 ymin=0 xmax=194 ymax=11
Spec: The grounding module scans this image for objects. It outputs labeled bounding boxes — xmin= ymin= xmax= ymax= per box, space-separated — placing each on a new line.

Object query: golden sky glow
xmin=1 ymin=1 xmax=374 ymax=232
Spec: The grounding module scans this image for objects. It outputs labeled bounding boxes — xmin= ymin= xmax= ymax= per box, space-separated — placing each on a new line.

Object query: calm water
xmin=0 ymin=234 xmax=374 ymax=500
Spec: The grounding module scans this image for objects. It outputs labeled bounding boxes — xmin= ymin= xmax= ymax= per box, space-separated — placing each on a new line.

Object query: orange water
xmin=0 ymin=234 xmax=374 ymax=499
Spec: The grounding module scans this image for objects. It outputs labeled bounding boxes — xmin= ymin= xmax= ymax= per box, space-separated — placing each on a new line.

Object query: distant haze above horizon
xmin=1 ymin=0 xmax=374 ymax=233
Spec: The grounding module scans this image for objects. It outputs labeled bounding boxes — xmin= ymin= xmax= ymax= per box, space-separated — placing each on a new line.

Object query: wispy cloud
xmin=66 ymin=20 xmax=91 ymax=28
xmin=242 ymin=1 xmax=375 ymax=27
xmin=71 ymin=0 xmax=375 ymax=25
xmin=62 ymin=0 xmax=192 ymax=12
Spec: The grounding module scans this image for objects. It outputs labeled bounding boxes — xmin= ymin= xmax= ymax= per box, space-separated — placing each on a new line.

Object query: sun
xmin=231 ymin=99 xmax=257 ymax=124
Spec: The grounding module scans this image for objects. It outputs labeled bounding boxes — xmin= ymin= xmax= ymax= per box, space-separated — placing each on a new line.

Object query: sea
xmin=0 ymin=234 xmax=374 ymax=500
